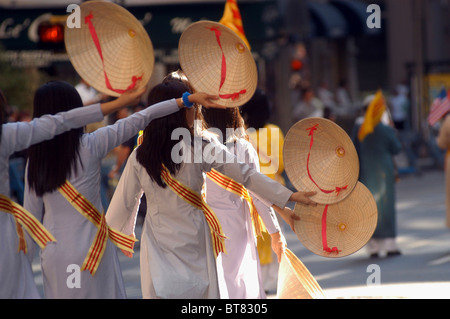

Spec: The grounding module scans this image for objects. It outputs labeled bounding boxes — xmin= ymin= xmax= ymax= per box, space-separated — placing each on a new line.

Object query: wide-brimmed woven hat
xmin=294 ymin=182 xmax=378 ymax=258
xmin=178 ymin=20 xmax=257 ymax=108
xmin=65 ymin=0 xmax=154 ymax=97
xmin=277 ymin=248 xmax=325 ymax=299
xmin=284 ymin=117 xmax=359 ymax=204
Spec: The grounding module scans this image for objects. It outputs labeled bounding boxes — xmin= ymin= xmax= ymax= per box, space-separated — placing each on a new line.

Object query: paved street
xmin=31 ymin=169 xmax=450 ymax=299
xmin=288 ymin=168 xmax=450 ymax=299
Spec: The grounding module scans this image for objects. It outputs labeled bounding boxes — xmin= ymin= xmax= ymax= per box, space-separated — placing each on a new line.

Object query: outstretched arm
xmin=99 ymin=87 xmax=146 ymax=115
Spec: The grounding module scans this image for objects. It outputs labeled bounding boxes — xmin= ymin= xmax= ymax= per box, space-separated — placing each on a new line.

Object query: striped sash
xmin=0 ymin=194 xmax=56 ymax=253
xmin=137 ymin=130 xmax=144 ymax=146
xmin=160 ymin=165 xmax=227 ymax=257
xmin=206 ymin=169 xmax=267 ymax=237
xmin=58 ymin=181 xmax=137 ymax=275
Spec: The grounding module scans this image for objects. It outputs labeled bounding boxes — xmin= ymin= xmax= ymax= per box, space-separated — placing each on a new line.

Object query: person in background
xmin=317 ymin=81 xmax=339 ymax=114
xmin=75 ymin=78 xmax=109 ymax=133
xmin=102 ymin=107 xmax=137 ymax=209
xmin=75 ymin=78 xmax=102 ymax=106
xmin=436 ymin=111 xmax=450 ymax=229
xmin=336 ymin=79 xmax=353 ymax=114
xmin=292 ymin=84 xmax=324 ymax=122
xmin=389 ymin=86 xmax=409 ymax=130
xmin=351 ymin=91 xmax=402 ymax=258
xmin=241 ymin=89 xmax=288 ymax=294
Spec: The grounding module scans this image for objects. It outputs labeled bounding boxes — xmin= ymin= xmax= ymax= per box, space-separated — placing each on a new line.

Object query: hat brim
xmin=178 ymin=20 xmax=257 ymax=108
xmin=277 ymin=248 xmax=326 ymax=299
xmin=284 ymin=117 xmax=359 ymax=204
xmin=65 ymin=0 xmax=154 ymax=97
xmin=294 ymin=182 xmax=378 ymax=258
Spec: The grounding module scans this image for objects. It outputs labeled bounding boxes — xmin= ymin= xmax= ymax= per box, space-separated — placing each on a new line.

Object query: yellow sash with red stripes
xmin=160 ymin=165 xmax=227 ymax=257
xmin=206 ymin=169 xmax=267 ymax=238
xmin=137 ymin=130 xmax=144 ymax=146
xmin=0 ymin=194 xmax=56 ymax=253
xmin=58 ymin=181 xmax=137 ymax=275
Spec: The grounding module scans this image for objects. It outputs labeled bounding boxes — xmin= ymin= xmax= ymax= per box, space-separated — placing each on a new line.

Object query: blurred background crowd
xmin=1 ymin=0 xmax=449 ymax=209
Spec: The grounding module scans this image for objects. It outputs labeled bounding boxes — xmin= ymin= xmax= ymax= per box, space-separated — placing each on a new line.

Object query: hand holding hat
xmin=283 ymin=118 xmax=377 ymax=258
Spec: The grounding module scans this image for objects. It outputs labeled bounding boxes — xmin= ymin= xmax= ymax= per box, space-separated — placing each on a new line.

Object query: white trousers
xmin=367 ymin=238 xmax=399 ymax=254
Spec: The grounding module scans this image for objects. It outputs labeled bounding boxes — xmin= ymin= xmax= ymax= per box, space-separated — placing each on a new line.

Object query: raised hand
xmin=188 ymin=92 xmax=226 ymax=109
xmin=289 ymin=191 xmax=317 ymax=206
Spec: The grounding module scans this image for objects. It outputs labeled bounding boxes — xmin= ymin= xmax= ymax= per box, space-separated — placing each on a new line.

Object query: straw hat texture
xmin=283 ymin=117 xmax=359 ymax=204
xmin=178 ymin=20 xmax=257 ymax=107
xmin=293 ymin=182 xmax=378 ymax=258
xmin=276 ymin=248 xmax=325 ymax=299
xmin=65 ymin=0 xmax=154 ymax=97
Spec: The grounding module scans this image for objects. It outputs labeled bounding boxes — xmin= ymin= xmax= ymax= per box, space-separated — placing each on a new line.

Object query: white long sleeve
xmin=202 ymin=138 xmax=293 ymax=209
xmin=86 ymin=99 xmax=179 ymax=159
xmin=0 ymin=103 xmax=103 ymax=197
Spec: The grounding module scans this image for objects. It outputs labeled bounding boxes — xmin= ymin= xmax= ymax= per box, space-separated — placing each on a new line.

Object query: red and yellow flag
xmin=358 ymin=89 xmax=386 ymax=142
xmin=219 ymin=0 xmax=251 ymax=50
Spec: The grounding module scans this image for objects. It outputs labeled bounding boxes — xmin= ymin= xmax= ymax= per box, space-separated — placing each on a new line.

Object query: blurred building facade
xmin=1 ymin=0 xmax=449 ymax=134
xmin=277 ymin=0 xmax=450 ymax=133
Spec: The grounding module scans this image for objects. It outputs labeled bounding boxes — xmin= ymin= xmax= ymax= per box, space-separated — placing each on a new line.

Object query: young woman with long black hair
xmin=201 ymin=105 xmax=287 ymax=299
xmin=23 ymin=80 xmax=222 ymax=298
xmin=0 ymin=84 xmax=144 ymax=299
xmin=105 ymin=80 xmax=316 ymax=299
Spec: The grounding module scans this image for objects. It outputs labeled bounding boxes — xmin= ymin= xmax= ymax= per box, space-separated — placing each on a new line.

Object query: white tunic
xmin=205 ymin=137 xmax=281 ymax=299
xmin=0 ymin=104 xmax=104 ymax=299
xmin=23 ymin=99 xmax=179 ymax=299
xmin=106 ymin=136 xmax=293 ymax=299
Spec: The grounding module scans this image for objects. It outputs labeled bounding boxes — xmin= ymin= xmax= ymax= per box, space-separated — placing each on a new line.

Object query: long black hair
xmin=136 ymin=80 xmax=191 ymax=188
xmin=27 ymin=81 xmax=84 ymax=196
xmin=162 ymin=69 xmax=208 ymax=133
xmin=240 ymin=88 xmax=271 ymax=130
xmin=201 ymin=106 xmax=246 ymax=144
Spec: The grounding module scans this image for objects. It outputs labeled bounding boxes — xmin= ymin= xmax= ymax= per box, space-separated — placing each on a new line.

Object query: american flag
xmin=428 ymin=88 xmax=450 ymax=126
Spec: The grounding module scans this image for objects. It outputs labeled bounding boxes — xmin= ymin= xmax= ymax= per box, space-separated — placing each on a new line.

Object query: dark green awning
xmin=0 ymin=1 xmax=281 ymax=52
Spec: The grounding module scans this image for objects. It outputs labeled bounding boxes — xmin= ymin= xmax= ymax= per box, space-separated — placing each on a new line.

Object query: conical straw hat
xmin=178 ymin=20 xmax=257 ymax=107
xmin=284 ymin=117 xmax=359 ymax=204
xmin=277 ymin=248 xmax=325 ymax=299
xmin=294 ymin=182 xmax=378 ymax=258
xmin=65 ymin=0 xmax=154 ymax=97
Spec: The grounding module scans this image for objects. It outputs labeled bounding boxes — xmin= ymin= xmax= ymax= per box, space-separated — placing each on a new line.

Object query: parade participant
xmin=0 ymin=85 xmax=145 ymax=299
xmin=105 ymin=80 xmax=317 ymax=299
xmin=202 ymin=104 xmax=288 ymax=299
xmin=351 ymin=91 xmax=402 ymax=258
xmin=23 ymin=80 xmax=223 ymax=298
xmin=240 ymin=89 xmax=287 ymax=293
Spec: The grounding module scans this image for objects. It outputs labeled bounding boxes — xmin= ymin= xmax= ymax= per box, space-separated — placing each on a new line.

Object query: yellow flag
xmin=358 ymin=90 xmax=386 ymax=142
xmin=219 ymin=0 xmax=251 ymax=50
